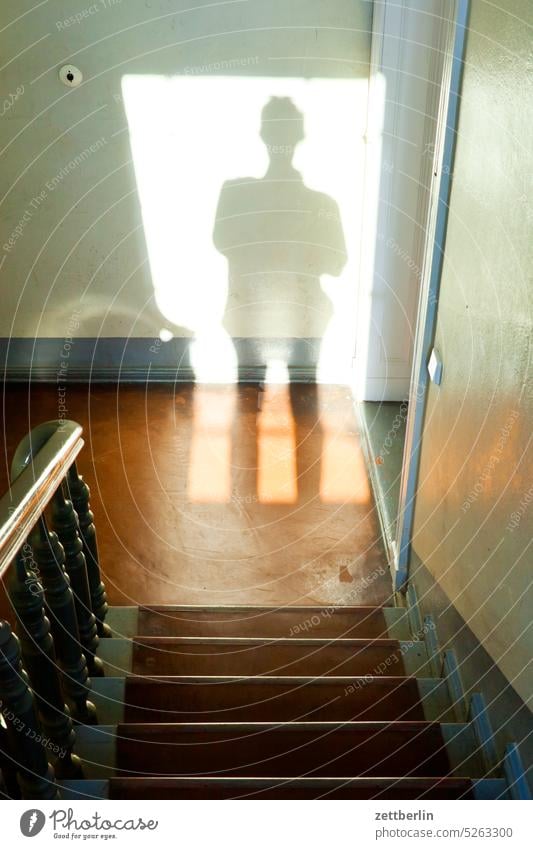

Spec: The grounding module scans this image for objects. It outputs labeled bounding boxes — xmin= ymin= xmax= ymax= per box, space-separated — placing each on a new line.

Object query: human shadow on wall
xmin=212 ymin=96 xmax=347 ymax=499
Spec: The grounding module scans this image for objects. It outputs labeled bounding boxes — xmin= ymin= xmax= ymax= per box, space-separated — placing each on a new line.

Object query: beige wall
xmin=0 ymin=0 xmax=370 ymax=377
xmin=412 ymin=0 xmax=533 ymax=706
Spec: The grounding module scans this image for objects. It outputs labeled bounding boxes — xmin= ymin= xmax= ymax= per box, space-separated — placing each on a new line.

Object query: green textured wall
xmin=412 ymin=0 xmax=533 ymax=706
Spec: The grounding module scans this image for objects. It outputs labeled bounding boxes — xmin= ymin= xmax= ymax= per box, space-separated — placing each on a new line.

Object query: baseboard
xmin=3 ymin=364 xmax=320 ymax=384
xmin=405 ymin=554 xmax=533 ymax=794
xmin=503 ymin=743 xmax=532 ymax=800
xmin=356 ymin=377 xmax=411 ymax=402
xmin=0 ymin=337 xmax=324 ymax=383
xmin=355 ymin=401 xmax=399 ymax=583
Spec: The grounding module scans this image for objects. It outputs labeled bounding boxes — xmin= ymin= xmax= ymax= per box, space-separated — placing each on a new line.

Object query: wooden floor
xmin=1 ymin=383 xmax=391 ymax=608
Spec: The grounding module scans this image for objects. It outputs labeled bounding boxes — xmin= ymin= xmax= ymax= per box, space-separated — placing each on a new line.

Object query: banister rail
xmin=0 ymin=421 xmax=84 ymax=579
xmin=0 ymin=419 xmax=109 ymax=799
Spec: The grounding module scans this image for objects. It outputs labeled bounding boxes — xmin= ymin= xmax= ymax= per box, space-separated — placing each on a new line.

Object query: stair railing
xmin=0 ymin=420 xmax=109 ymax=799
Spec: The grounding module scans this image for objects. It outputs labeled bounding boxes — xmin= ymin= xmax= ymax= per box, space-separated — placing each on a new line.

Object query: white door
xmin=354 ymin=0 xmax=450 ymax=401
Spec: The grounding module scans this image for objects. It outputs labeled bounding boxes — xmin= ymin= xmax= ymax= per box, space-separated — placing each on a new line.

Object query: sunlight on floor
xmin=320 ymin=430 xmax=371 ymax=504
xmin=185 ymin=379 xmax=370 ymax=506
xmin=188 ymin=386 xmax=235 ymax=502
xmin=257 ymin=374 xmax=298 ymax=505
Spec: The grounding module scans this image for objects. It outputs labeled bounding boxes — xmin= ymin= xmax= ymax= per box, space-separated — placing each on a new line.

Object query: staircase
xmin=62 ymin=602 xmax=508 ymax=800
xmin=0 ymin=420 xmax=527 ymax=800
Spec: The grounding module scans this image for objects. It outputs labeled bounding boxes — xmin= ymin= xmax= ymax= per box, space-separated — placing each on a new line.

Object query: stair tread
xmin=109 ymin=776 xmax=473 ymax=800
xmin=130 ymin=636 xmax=427 ymax=677
xmin=137 ymin=606 xmax=402 ymax=638
xmin=102 ymin=603 xmax=452 ymax=792
xmin=123 ymin=674 xmax=426 ymax=722
xmin=115 ymin=721 xmax=452 ymax=778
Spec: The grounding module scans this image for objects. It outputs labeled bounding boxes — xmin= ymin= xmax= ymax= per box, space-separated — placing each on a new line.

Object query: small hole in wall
xmin=67 ymin=72 xmax=74 ymax=82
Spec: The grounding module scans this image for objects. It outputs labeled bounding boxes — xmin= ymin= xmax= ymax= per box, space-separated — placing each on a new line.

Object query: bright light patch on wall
xmin=122 ymin=75 xmax=368 ymax=384
xmin=264 ymin=358 xmax=290 ymax=385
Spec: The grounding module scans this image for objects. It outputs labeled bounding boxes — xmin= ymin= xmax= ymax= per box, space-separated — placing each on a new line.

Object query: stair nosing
xmin=124 ymin=674 xmax=424 ymax=683
xmin=138 ymin=605 xmax=393 ymax=613
xmin=116 ymin=720 xmax=456 ymax=730
xmin=109 ymin=776 xmax=469 ymax=785
xmin=132 ymin=636 xmax=416 ymax=645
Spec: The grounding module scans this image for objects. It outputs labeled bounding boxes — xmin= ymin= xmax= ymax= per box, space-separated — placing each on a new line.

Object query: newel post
xmin=0 ymin=620 xmax=59 ymax=799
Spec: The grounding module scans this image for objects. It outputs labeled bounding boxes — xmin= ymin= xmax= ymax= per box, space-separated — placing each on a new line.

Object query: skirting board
xmin=357 ymin=377 xmax=411 ymax=403
xmin=0 ymin=337 xmax=325 ymax=383
xmin=409 ymin=551 xmax=533 ymax=787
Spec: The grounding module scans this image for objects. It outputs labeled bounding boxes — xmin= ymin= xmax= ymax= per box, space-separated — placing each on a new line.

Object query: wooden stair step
xmin=131 ymin=637 xmax=425 ymax=677
xmin=109 ymin=776 xmax=473 ymax=799
xmin=123 ymin=675 xmax=426 ymax=722
xmin=137 ymin=606 xmax=401 ymax=639
xmin=116 ymin=721 xmax=451 ymax=777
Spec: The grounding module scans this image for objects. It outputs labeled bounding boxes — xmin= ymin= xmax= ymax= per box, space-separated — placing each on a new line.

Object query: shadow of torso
xmin=214 ymin=167 xmax=346 ymax=340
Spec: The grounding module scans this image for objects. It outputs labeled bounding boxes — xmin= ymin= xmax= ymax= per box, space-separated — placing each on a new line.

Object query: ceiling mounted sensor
xmin=59 ymin=65 xmax=83 ymax=87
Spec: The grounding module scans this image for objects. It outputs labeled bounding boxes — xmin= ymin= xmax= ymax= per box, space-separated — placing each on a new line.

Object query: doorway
xmin=354 ymin=0 xmax=468 ymax=588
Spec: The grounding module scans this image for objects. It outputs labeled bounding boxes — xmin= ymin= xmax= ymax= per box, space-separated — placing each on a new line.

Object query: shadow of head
xmin=260 ymin=96 xmax=304 ymax=157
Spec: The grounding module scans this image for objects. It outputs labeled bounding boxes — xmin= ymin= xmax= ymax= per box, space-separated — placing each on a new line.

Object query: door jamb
xmin=393 ymin=0 xmax=471 ymax=591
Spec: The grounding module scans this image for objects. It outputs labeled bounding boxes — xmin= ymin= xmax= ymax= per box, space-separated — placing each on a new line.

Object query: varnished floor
xmin=1 ymin=383 xmax=391 ymax=608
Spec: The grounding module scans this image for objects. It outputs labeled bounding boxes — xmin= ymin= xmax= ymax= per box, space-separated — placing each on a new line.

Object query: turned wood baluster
xmin=50 ymin=485 xmax=103 ymax=677
xmin=8 ymin=546 xmax=83 ymax=778
xmin=0 ymin=722 xmax=21 ymax=798
xmin=0 ymin=620 xmax=59 ymax=799
xmin=66 ymin=464 xmax=110 ymax=638
xmin=28 ymin=517 xmax=97 ymax=725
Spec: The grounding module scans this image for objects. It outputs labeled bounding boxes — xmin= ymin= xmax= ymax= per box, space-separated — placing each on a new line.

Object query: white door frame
xmin=393 ymin=0 xmax=471 ymax=589
xmin=355 ymin=0 xmax=450 ymax=402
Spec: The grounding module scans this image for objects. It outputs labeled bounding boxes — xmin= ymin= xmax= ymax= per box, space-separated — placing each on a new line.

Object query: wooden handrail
xmin=0 ymin=421 xmax=84 ymax=580
xmin=0 ymin=419 xmax=104 ymax=797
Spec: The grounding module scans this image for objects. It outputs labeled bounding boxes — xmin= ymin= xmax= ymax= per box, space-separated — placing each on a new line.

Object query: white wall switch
xmin=428 ymin=348 xmax=443 ymax=385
